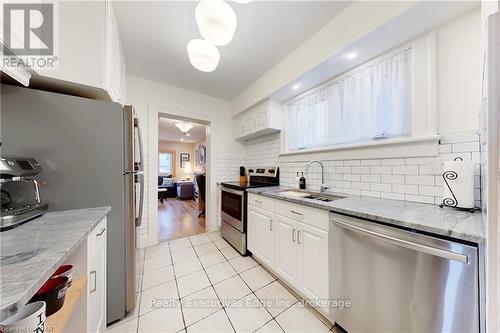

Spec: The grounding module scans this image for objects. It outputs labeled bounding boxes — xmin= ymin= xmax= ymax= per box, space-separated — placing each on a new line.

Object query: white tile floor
xmin=107 ymin=231 xmax=335 ymax=333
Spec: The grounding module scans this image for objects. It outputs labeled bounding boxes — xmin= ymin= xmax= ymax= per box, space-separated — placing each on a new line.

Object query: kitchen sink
xmin=278 ymin=190 xmax=345 ymax=202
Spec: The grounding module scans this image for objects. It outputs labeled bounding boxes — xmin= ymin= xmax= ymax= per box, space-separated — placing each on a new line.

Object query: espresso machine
xmin=0 ymin=156 xmax=49 ymax=231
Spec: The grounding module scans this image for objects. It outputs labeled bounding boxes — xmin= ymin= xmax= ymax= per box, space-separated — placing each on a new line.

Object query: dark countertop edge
xmin=247 ymin=187 xmax=485 ymax=245
xmin=0 ymin=206 xmax=111 ymax=318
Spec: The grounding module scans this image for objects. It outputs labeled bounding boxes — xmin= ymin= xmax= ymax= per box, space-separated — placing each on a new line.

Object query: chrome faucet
xmin=305 ymin=160 xmax=329 ymax=193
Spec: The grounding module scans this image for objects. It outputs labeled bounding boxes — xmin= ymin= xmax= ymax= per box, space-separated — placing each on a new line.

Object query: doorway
xmin=157 ymin=116 xmax=208 ymax=242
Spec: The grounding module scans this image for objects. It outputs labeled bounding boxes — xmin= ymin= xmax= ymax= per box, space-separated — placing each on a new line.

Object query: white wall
xmin=126 ymin=75 xmax=245 ymax=248
xmin=437 ymin=10 xmax=481 ymax=133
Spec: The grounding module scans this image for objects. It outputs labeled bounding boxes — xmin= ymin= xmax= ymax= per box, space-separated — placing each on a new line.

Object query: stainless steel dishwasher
xmin=329 ymin=212 xmax=479 ymax=333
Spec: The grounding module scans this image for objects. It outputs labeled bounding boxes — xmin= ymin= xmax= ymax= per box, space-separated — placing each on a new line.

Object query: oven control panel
xmin=247 ymin=167 xmax=278 ymax=178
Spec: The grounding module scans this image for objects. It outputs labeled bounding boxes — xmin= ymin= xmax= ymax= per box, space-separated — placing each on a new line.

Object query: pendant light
xmin=187 ymin=39 xmax=220 ymax=72
xmin=195 ymin=0 xmax=237 ymax=46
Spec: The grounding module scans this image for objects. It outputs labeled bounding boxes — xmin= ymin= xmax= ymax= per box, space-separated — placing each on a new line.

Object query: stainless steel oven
xmin=221 ymin=187 xmax=246 ymax=253
xmin=220 ymin=166 xmax=280 ymax=255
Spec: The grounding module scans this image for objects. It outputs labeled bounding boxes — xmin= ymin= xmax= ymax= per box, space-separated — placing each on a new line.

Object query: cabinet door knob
xmin=96 ymin=228 xmax=106 ymax=237
xmin=292 ymin=229 xmax=295 ymax=242
xmin=269 ymin=219 xmax=272 ymax=231
xmin=297 ymin=231 xmax=301 ymax=245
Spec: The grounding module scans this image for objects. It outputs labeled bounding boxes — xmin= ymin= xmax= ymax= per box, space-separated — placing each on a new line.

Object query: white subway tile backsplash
xmin=405 ymin=157 xmax=432 ymax=165
xmin=405 ymin=175 xmax=435 ymax=186
xmin=381 ymin=158 xmax=405 ymax=165
xmin=351 ymin=166 xmax=370 ymax=174
xmin=352 ymin=182 xmax=370 ymax=190
xmin=419 ymin=185 xmax=441 ymax=196
xmin=370 ymin=183 xmax=392 ymax=192
xmin=243 ymin=130 xmax=482 ymax=207
xmin=336 ymin=181 xmax=352 ymax=189
xmin=404 ymin=194 xmax=435 ymax=204
xmin=381 ymin=192 xmax=405 ymax=200
xmin=392 ymin=184 xmax=419 ymax=195
xmin=381 ymin=174 xmax=405 ymax=184
xmin=344 ymin=174 xmax=361 ymax=182
xmin=361 ymin=159 xmax=381 ymax=166
xmin=344 ymin=160 xmax=361 ymax=166
xmin=361 ymin=174 xmax=381 ymax=183
xmin=360 ymin=190 xmax=381 ymax=198
xmin=337 ymin=166 xmax=352 ymax=174
xmin=370 ymin=166 xmax=392 ymax=174
xmin=393 ymin=165 xmax=419 ymax=175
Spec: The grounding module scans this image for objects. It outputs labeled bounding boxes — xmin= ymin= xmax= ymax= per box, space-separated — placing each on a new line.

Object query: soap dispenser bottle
xmin=299 ymin=172 xmax=306 ymax=190
xmin=295 ymin=172 xmax=300 ymax=189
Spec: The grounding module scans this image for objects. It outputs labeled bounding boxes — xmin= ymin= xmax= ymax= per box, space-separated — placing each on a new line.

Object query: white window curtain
xmin=287 ymin=49 xmax=412 ymax=151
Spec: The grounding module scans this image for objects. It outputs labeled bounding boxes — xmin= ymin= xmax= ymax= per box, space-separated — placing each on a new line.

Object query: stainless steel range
xmin=220 ymin=167 xmax=279 ymax=255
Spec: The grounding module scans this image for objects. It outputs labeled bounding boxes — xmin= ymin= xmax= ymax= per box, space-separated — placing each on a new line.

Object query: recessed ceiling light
xmin=344 ymin=52 xmax=358 ymax=60
xmin=186 ymin=133 xmax=190 ymax=137
xmin=292 ymin=83 xmax=301 ymax=91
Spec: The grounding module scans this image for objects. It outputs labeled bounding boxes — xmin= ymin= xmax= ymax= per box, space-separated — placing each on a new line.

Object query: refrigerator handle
xmin=136 ymin=174 xmax=144 ymax=227
xmin=134 ymin=118 xmax=144 ymax=171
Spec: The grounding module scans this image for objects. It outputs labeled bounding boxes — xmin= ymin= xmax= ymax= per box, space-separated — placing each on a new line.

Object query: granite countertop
xmin=247 ymin=186 xmax=485 ymax=244
xmin=0 ymin=207 xmax=111 ymax=320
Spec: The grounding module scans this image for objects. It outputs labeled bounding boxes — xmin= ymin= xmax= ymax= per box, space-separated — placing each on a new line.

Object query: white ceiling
xmin=113 ymin=1 xmax=351 ymax=100
xmin=158 ymin=117 xmax=206 ymax=143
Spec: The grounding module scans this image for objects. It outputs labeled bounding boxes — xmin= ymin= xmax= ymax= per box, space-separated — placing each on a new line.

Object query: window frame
xmin=158 ymin=150 xmax=175 ymax=177
xmin=281 ymin=32 xmax=438 ymax=157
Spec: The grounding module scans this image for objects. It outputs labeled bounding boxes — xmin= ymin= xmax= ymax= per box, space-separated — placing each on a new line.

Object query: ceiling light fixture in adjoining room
xmin=195 ymin=0 xmax=237 ymax=46
xmin=175 ymin=122 xmax=194 ymax=133
xmin=187 ymin=39 xmax=220 ymax=72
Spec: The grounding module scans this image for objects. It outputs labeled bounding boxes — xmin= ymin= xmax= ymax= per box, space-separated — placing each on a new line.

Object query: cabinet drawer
xmin=88 ymin=217 xmax=107 ymax=258
xmin=248 ymin=193 xmax=275 ymax=212
xmin=275 ymin=200 xmax=329 ymax=231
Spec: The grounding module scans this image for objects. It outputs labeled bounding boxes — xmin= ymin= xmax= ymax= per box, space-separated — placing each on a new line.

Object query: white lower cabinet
xmin=87 ymin=218 xmax=107 ymax=333
xmin=274 ymin=214 xmax=298 ymax=286
xmin=247 ymin=195 xmax=329 ymax=317
xmin=248 ymin=206 xmax=275 ymax=268
xmin=297 ymin=222 xmax=329 ymax=313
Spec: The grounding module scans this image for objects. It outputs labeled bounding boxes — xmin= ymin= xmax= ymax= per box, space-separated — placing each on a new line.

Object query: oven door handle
xmin=222 ymin=187 xmax=244 ymax=196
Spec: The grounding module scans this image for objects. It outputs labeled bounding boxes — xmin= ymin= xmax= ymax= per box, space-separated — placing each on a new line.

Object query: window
xmin=159 ymin=152 xmax=173 ymax=176
xmin=286 ymin=48 xmax=413 ymax=151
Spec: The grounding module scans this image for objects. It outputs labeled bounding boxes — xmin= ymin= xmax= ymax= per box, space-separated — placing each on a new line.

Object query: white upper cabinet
xmin=234 ymin=99 xmax=283 ymax=140
xmin=38 ymin=0 xmax=126 ymax=104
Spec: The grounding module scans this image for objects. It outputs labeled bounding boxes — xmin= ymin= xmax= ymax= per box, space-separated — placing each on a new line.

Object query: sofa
xmin=158 ymin=176 xmax=176 ymax=203
xmin=176 ymin=181 xmax=194 ymax=200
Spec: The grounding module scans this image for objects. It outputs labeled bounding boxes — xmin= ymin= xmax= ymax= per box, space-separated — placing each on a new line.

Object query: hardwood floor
xmin=157 ymin=198 xmax=206 ymax=242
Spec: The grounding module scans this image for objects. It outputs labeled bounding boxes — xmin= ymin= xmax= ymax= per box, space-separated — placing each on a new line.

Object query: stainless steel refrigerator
xmin=0 ymin=84 xmax=144 ymax=324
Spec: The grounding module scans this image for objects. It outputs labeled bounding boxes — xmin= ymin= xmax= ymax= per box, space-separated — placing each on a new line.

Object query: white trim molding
xmin=278 ymin=135 xmax=440 ymax=162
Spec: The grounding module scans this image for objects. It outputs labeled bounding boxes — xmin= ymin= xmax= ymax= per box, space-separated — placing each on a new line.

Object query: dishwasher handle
xmin=331 ymin=218 xmax=469 ymax=264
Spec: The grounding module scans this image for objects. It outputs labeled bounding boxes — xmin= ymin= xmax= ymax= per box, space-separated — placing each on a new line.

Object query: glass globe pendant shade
xmin=186 ymin=39 xmax=220 ymax=72
xmin=195 ymin=0 xmax=237 ymax=46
